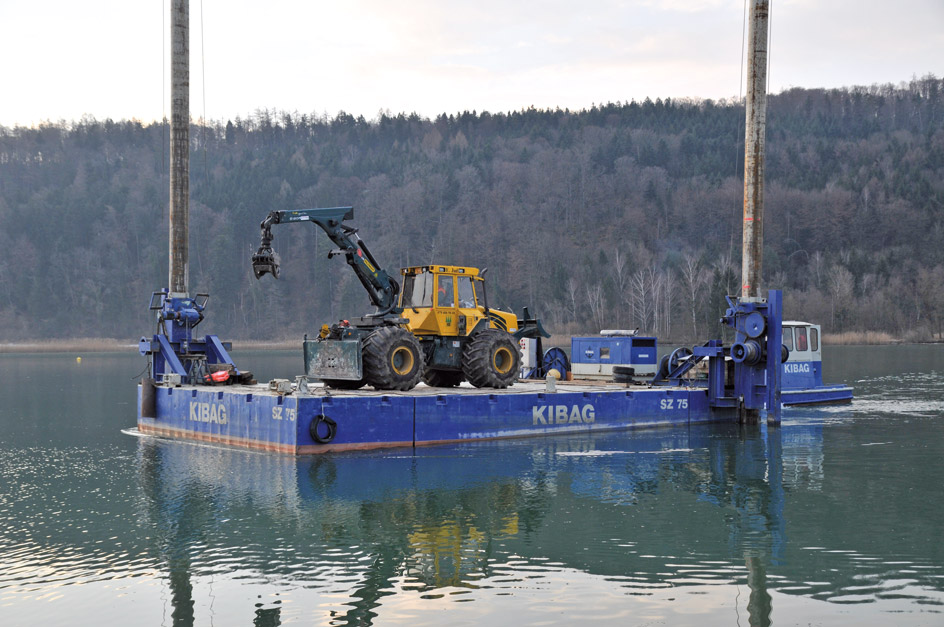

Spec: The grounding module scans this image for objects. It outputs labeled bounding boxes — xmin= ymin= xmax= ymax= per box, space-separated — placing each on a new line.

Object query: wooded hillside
xmin=1 ymin=76 xmax=942 ymax=342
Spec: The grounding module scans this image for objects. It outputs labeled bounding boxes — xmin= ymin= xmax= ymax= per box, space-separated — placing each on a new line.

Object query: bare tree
xmin=809 ymin=251 xmax=827 ymax=290
xmin=586 ymin=282 xmax=606 ymax=332
xmin=566 ymin=277 xmax=581 ymax=325
xmin=611 ymin=249 xmax=629 ymax=328
xmin=546 ymin=300 xmax=568 ymax=332
xmin=916 ymin=265 xmax=944 ymax=338
xmin=827 ymin=265 xmax=855 ymax=332
xmin=679 ymin=252 xmax=707 ymax=339
xmin=715 ymin=251 xmax=738 ymax=295
xmin=657 ymin=268 xmax=676 ymax=338
xmin=630 ymin=269 xmax=652 ymax=333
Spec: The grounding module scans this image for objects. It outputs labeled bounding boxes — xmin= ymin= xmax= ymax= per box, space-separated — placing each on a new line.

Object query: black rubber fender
xmin=310 ymin=414 xmax=338 ymax=444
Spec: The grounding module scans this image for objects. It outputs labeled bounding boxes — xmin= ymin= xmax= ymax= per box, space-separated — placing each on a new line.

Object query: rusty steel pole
xmin=741 ymin=0 xmax=769 ymax=300
xmin=169 ymin=0 xmax=190 ymax=296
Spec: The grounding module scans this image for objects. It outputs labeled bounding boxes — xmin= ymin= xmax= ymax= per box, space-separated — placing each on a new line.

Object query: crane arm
xmin=251 ymin=207 xmax=401 ymax=316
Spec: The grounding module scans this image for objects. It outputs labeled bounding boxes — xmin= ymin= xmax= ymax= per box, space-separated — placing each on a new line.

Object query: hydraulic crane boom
xmin=251 ymin=207 xmax=401 ymax=316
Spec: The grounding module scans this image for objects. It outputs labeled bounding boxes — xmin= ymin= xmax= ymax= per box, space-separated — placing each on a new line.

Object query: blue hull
xmin=137 ymin=381 xmax=735 ymax=455
xmin=781 ymin=358 xmax=853 ymax=406
xmin=781 ymin=385 xmax=853 ymax=406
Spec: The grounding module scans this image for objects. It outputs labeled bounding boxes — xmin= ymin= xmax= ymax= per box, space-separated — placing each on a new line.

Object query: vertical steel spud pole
xmin=169 ymin=0 xmax=189 ymax=296
xmin=741 ymin=0 xmax=769 ymax=300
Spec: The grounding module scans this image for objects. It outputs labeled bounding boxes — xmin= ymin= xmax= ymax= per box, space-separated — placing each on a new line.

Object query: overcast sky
xmin=1 ymin=0 xmax=941 ymax=127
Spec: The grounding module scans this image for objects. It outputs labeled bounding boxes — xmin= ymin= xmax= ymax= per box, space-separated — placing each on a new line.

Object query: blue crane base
xmin=139 ymin=289 xmax=244 ymax=385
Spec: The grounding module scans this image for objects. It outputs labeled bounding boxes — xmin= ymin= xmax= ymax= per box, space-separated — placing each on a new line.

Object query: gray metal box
xmin=304 ymin=339 xmax=363 ymax=380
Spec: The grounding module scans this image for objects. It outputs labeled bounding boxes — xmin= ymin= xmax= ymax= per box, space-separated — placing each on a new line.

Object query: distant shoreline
xmin=0 ymin=334 xmax=934 ymax=355
xmin=0 ymin=339 xmax=301 ymax=354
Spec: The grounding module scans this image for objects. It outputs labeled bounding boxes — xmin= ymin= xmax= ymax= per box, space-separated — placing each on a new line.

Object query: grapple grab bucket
xmin=251 ymin=247 xmax=280 ymax=279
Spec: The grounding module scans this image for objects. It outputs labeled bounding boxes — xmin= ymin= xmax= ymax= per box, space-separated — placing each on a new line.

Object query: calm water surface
xmin=1 ymin=346 xmax=943 ymax=626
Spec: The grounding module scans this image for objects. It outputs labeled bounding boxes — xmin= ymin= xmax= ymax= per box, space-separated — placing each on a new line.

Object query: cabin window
xmin=437 ymin=275 xmax=455 ymax=307
xmin=782 ymin=327 xmax=794 ymax=351
xmin=810 ymin=327 xmax=819 ymax=352
xmin=403 ymin=272 xmax=434 ymax=307
xmin=600 ymin=347 xmax=611 ymax=360
xmin=473 ymin=279 xmax=485 ymax=309
xmin=796 ymin=327 xmax=809 ymax=351
xmin=458 ymin=276 xmax=476 ymax=308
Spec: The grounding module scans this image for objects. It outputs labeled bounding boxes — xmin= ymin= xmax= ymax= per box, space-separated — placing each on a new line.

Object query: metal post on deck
xmin=169 ymin=0 xmax=190 ymax=297
xmin=140 ymin=0 xmax=243 ymax=384
xmin=741 ymin=0 xmax=769 ymax=302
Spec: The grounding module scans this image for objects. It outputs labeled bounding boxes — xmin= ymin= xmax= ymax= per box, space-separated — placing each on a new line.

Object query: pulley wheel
xmin=542 ymin=347 xmax=570 ymax=379
xmin=743 ymin=311 xmax=766 ymax=339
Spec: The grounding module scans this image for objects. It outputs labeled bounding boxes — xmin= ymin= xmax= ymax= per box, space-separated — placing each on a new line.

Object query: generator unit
xmin=571 ymin=332 xmax=657 ymax=380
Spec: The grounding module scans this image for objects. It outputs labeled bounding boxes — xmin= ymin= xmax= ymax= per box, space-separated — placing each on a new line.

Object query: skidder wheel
xmin=362 ymin=326 xmax=423 ymax=391
xmin=422 ymin=369 xmax=464 ymax=388
xmin=462 ymin=329 xmax=521 ymax=389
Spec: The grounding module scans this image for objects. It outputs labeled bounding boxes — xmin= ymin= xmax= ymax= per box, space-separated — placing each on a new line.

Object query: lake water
xmin=1 ymin=345 xmax=943 ymax=626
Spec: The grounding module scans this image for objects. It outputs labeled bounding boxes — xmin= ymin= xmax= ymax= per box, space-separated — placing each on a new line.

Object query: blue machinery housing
xmin=570 ymin=334 xmax=658 ymax=379
xmin=138 ymin=291 xmax=785 ymax=454
xmin=568 ymin=320 xmax=851 ymax=407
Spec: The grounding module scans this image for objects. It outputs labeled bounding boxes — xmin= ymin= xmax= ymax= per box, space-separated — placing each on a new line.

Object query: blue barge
xmin=137 ymin=380 xmax=719 ymax=454
xmin=137 ymin=292 xmax=786 ymax=454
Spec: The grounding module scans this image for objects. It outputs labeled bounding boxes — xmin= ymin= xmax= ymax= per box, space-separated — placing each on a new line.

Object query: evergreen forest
xmin=1 ymin=76 xmax=943 ymax=343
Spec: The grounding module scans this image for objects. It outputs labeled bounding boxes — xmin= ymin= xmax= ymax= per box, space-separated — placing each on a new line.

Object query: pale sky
xmin=1 ymin=0 xmax=941 ymax=127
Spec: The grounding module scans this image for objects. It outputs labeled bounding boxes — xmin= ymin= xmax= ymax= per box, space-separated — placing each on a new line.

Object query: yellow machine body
xmin=398 ymin=265 xmax=518 ymax=337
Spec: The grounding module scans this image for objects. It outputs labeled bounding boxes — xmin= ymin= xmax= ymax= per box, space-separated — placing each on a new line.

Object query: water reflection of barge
xmin=133 ymin=417 xmax=943 ymax=626
xmin=137 ymin=424 xmax=785 ymax=625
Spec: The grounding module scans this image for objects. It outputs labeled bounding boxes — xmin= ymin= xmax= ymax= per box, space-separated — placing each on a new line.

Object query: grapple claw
xmin=251 ymin=248 xmax=280 ymax=279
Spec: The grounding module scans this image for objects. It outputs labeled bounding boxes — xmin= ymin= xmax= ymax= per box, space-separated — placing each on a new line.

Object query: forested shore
xmin=1 ymin=76 xmax=942 ymax=343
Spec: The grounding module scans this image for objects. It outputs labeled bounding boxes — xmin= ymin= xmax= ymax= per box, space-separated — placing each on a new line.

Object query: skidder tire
xmin=362 ymin=326 xmax=423 ymax=391
xmin=423 ymin=369 xmax=464 ymax=388
xmin=462 ymin=329 xmax=521 ymax=389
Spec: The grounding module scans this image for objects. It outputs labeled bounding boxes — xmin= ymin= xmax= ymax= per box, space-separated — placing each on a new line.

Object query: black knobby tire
xmin=362 ymin=326 xmax=424 ymax=391
xmin=423 ymin=369 xmax=464 ymax=388
xmin=322 ymin=378 xmax=366 ymax=390
xmin=461 ymin=329 xmax=521 ymax=389
xmin=613 ymin=365 xmax=635 ymax=384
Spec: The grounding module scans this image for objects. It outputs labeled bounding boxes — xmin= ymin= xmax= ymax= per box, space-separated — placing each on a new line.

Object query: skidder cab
xmin=399 ymin=265 xmax=526 ymax=388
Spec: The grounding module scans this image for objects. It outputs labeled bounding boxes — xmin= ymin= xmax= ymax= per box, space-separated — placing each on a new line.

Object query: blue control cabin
xmin=570 ymin=332 xmax=658 ymax=380
xmin=781 ymin=321 xmax=853 ymax=406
